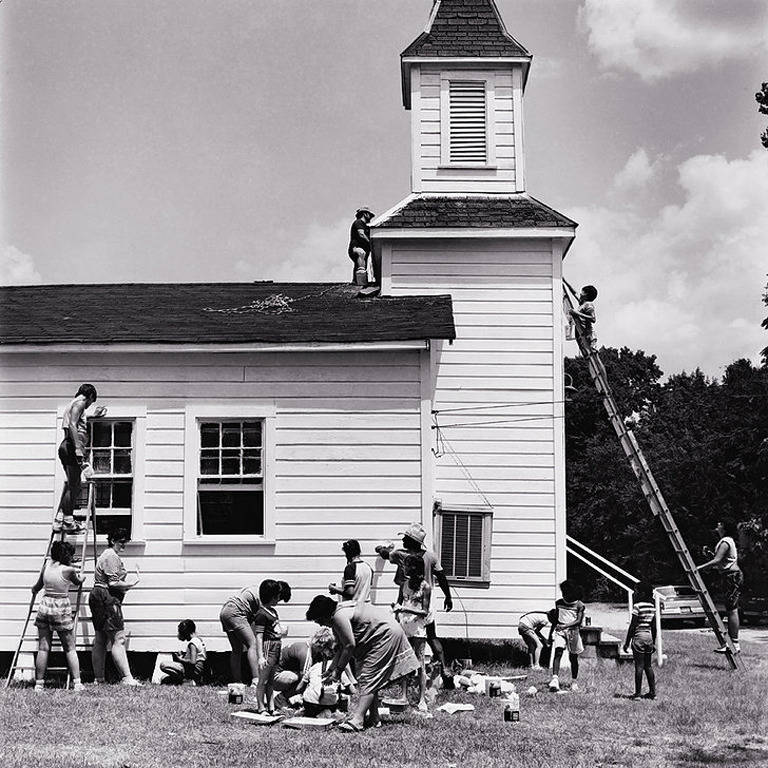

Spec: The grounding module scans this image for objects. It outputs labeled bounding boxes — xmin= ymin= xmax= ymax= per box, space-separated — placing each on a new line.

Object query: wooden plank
xmin=392 ymin=263 xmax=550 ymax=278
xmin=276 ymin=413 xmax=418 ymax=429
xmin=276 ymin=460 xmax=421 ymax=477
xmin=276 ymin=429 xmax=421 ymax=446
xmin=392 ymin=250 xmax=550 ymax=265
xmin=275 ymin=444 xmax=421 ymax=461
xmin=274 ymin=476 xmax=421 ymax=493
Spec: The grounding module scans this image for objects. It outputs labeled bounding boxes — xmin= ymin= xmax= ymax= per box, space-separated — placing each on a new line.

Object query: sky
xmin=2 ymin=0 xmax=767 ymax=377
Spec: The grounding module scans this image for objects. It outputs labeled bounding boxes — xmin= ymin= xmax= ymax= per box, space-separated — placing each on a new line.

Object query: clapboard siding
xmin=0 ymin=350 xmax=425 ymax=651
xmin=387 ymin=237 xmax=561 ymax=635
xmin=413 ymin=65 xmax=521 ymax=194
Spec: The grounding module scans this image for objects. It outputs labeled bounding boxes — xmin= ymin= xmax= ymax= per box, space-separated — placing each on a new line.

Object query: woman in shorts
xmin=89 ymin=528 xmax=141 ymax=685
xmin=31 ymin=541 xmax=84 ymax=691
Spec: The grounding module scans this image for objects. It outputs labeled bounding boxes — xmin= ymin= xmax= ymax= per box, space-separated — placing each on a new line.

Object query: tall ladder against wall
xmin=563 ymin=285 xmax=740 ymax=671
xmin=5 ymin=481 xmax=98 ymax=687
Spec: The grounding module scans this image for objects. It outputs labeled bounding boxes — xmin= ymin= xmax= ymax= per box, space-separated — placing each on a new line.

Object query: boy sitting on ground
xmin=160 ymin=619 xmax=207 ymax=685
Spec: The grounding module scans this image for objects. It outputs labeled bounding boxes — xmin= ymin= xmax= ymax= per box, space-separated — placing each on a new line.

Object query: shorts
xmin=35 ymin=595 xmax=75 ymax=633
xmin=518 ymin=626 xmax=543 ymax=651
xmin=88 ymin=586 xmax=125 ymax=634
xmin=219 ymin=600 xmax=251 ymax=635
xmin=631 ymin=630 xmax=655 ymax=656
xmin=58 ymin=438 xmax=83 ymax=510
xmin=717 ymin=569 xmax=743 ymax=611
xmin=553 ymin=627 xmax=584 ymax=655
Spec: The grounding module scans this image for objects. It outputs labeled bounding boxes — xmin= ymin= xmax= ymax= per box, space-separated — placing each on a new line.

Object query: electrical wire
xmin=435 ymin=413 xmax=567 ymax=429
xmin=433 ymin=400 xmax=568 ymax=414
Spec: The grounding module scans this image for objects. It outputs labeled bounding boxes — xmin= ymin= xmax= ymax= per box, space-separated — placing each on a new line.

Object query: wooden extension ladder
xmin=563 ymin=284 xmax=740 ymax=671
xmin=5 ymin=481 xmax=98 ymax=688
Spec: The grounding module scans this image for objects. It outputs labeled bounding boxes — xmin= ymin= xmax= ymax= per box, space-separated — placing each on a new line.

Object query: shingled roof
xmin=402 ymin=0 xmax=530 ymax=58
xmin=374 ymin=195 xmax=577 ymax=229
xmin=0 ymin=283 xmax=455 ymax=345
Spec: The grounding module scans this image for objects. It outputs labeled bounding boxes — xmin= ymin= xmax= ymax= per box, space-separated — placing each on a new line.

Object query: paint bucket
xmin=338 ymin=694 xmax=349 ymax=713
xmin=585 ymin=617 xmax=592 ymax=626
xmin=503 ymin=692 xmax=520 ymax=722
xmin=228 ymin=683 xmax=245 ymax=704
xmin=488 ymin=681 xmax=501 ymax=698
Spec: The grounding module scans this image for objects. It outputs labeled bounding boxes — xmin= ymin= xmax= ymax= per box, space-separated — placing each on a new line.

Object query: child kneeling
xmin=160 ymin=619 xmax=207 ymax=685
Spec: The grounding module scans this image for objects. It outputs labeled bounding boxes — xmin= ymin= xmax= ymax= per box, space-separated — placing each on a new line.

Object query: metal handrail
xmin=566 ymin=535 xmax=667 ymax=666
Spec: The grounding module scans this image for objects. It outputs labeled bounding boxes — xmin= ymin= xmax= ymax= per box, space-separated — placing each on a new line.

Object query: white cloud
xmin=0 ymin=245 xmax=42 ymax=285
xmin=235 ymin=218 xmax=352 ymax=283
xmin=564 ymin=150 xmax=768 ymax=376
xmin=613 ymin=148 xmax=659 ymax=192
xmin=579 ymin=0 xmax=768 ymax=80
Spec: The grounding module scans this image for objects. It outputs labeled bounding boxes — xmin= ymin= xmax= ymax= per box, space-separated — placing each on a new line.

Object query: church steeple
xmin=399 ymin=0 xmax=532 ymax=194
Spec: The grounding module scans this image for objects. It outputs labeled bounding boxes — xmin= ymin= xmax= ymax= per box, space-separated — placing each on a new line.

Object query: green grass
xmin=1 ymin=632 xmax=767 ymax=768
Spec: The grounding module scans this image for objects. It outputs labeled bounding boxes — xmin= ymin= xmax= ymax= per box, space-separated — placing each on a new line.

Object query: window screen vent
xmin=449 ymin=80 xmax=487 ymax=164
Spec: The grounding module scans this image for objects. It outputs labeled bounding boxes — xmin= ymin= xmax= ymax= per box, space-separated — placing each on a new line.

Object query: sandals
xmin=337 ymin=720 xmax=364 ymax=732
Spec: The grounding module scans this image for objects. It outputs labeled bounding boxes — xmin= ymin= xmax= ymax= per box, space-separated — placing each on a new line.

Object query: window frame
xmin=439 ymin=71 xmax=497 ymax=169
xmin=183 ymin=403 xmax=276 ymax=545
xmin=55 ymin=404 xmax=146 ymax=542
xmin=433 ymin=501 xmax=493 ymax=588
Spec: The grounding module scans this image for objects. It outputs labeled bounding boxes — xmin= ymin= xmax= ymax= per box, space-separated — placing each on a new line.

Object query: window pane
xmin=92 ymin=422 xmax=112 ymax=448
xmin=197 ymin=489 xmax=264 ymax=535
xmin=112 ymin=481 xmax=133 ymax=509
xmin=221 ymin=449 xmax=241 ymax=476
xmin=113 ymin=422 xmax=132 ymax=447
xmin=200 ymin=423 xmax=220 ymax=448
xmin=200 ymin=450 xmax=219 ymax=475
xmin=92 ymin=450 xmax=112 ymax=474
xmin=243 ymin=422 xmax=261 ymax=447
xmin=222 ymin=423 xmax=241 ymax=448
xmin=243 ymin=450 xmax=261 ymax=475
xmin=94 ymin=512 xmax=132 ymax=537
xmin=114 ymin=450 xmax=132 ymax=474
xmin=95 ymin=480 xmax=112 ymax=507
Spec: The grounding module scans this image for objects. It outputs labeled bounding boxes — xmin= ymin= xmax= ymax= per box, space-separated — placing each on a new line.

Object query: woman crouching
xmin=305 ymin=595 xmax=419 ymax=732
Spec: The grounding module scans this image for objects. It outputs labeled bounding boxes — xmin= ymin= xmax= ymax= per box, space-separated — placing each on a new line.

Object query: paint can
xmin=228 ymin=683 xmax=245 ymax=705
xmin=503 ymin=692 xmax=520 ymax=722
xmin=585 ymin=617 xmax=592 ymax=626
xmin=338 ymin=694 xmax=349 ymax=713
xmin=488 ymin=681 xmax=501 ymax=698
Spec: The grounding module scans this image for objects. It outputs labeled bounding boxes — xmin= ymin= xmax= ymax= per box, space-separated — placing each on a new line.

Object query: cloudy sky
xmin=2 ymin=0 xmax=767 ymax=376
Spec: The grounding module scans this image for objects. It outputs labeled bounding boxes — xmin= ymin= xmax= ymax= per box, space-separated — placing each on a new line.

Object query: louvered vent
xmin=440 ymin=510 xmax=484 ymax=579
xmin=449 ymin=80 xmax=487 ymax=164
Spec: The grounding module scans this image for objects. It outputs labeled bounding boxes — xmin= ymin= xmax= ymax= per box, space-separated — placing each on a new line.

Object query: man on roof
xmin=376 ymin=522 xmax=453 ymax=681
xmin=348 ymin=206 xmax=375 ymax=286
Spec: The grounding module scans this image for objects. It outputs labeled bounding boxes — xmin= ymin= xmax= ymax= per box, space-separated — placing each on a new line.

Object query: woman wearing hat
xmin=348 ymin=206 xmax=375 ymax=285
xmin=305 ymin=595 xmax=418 ymax=732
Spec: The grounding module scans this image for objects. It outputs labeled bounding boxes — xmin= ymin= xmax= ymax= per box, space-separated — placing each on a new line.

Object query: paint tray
xmin=381 ymin=698 xmax=408 ymax=714
xmin=230 ymin=710 xmax=284 ymax=725
xmin=437 ymin=703 xmax=475 ymax=715
xmin=281 ymin=717 xmax=336 ymax=730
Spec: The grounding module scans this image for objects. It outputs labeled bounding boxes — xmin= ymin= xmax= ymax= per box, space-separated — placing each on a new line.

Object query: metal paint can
xmin=488 ymin=681 xmax=501 ymax=698
xmin=228 ymin=683 xmax=245 ymax=704
xmin=585 ymin=617 xmax=592 ymax=626
xmin=504 ymin=704 xmax=520 ymax=722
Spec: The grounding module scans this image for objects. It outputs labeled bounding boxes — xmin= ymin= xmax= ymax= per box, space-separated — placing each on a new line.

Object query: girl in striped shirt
xmin=623 ymin=581 xmax=657 ymax=700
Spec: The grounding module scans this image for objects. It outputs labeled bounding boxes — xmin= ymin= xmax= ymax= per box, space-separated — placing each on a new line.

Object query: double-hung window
xmin=184 ymin=404 xmax=275 ymax=543
xmin=76 ymin=419 xmax=135 ymax=535
xmin=434 ymin=502 xmax=493 ymax=587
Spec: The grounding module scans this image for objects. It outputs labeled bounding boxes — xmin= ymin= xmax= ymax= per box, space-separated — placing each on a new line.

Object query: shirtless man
xmin=54 ymin=384 xmax=106 ymax=533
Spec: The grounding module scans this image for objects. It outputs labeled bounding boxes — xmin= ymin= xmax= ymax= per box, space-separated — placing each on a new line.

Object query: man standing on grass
xmin=376 ymin=522 xmax=453 ymax=679
xmin=54 ymin=383 xmax=106 ymax=533
xmin=329 ymin=539 xmax=373 ymax=606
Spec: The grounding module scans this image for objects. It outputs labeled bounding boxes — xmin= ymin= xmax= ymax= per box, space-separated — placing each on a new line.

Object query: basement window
xmin=434 ymin=502 xmax=493 ymax=587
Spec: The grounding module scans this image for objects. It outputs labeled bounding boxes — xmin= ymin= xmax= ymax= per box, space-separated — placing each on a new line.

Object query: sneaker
xmin=33 ymin=684 xmax=44 ymax=694
xmin=120 ymin=677 xmax=142 ymax=686
xmin=641 ymin=692 xmax=656 ymax=700
xmin=714 ymin=643 xmax=741 ymax=654
xmin=548 ymin=675 xmax=560 ymax=692
xmin=61 ymin=519 xmax=84 ymax=534
xmin=570 ymin=682 xmax=579 ymax=692
xmin=73 ymin=681 xmax=84 ymax=692
xmin=417 ymin=700 xmax=429 ymax=713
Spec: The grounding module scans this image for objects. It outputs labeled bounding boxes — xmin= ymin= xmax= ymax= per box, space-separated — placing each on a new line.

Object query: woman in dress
xmin=306 ymin=594 xmax=419 ymax=732
xmin=89 ymin=527 xmax=141 ymax=685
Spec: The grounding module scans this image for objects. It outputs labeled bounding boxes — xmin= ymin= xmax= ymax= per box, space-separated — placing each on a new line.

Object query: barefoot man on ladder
xmin=54 ymin=384 xmax=107 ymax=534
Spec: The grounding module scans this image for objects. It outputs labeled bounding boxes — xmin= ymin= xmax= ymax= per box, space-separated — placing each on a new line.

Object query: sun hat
xmin=398 ymin=522 xmax=427 ymax=549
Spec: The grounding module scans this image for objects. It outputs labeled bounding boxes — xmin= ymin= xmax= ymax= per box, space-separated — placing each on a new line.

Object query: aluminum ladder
xmin=5 ymin=481 xmax=98 ymax=688
xmin=563 ymin=284 xmax=739 ymax=671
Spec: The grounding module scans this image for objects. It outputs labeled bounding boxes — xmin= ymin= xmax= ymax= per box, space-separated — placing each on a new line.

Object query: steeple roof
xmin=402 ymin=0 xmax=530 ymax=59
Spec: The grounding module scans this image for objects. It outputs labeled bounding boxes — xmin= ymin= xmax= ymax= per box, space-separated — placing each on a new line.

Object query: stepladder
xmin=6 ymin=480 xmax=98 ymax=688
xmin=563 ymin=283 xmax=740 ymax=670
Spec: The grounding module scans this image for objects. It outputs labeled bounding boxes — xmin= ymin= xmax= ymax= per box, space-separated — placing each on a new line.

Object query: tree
xmin=566 ymin=348 xmax=768 ymax=597
xmin=762 ymin=279 xmax=768 ymax=366
xmin=757 ymin=83 xmax=768 ymax=149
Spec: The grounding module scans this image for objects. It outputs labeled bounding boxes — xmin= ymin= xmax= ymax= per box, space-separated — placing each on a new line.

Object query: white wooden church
xmin=0 ymin=0 xmax=576 ymax=652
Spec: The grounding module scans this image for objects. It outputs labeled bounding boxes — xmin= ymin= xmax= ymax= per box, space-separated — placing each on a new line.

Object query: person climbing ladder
xmin=54 ymin=384 xmax=107 ymax=533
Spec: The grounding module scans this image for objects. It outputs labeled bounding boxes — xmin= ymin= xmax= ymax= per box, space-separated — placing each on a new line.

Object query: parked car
xmin=655 ymin=585 xmax=708 ymax=625
xmin=742 ymin=594 xmax=768 ymax=625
